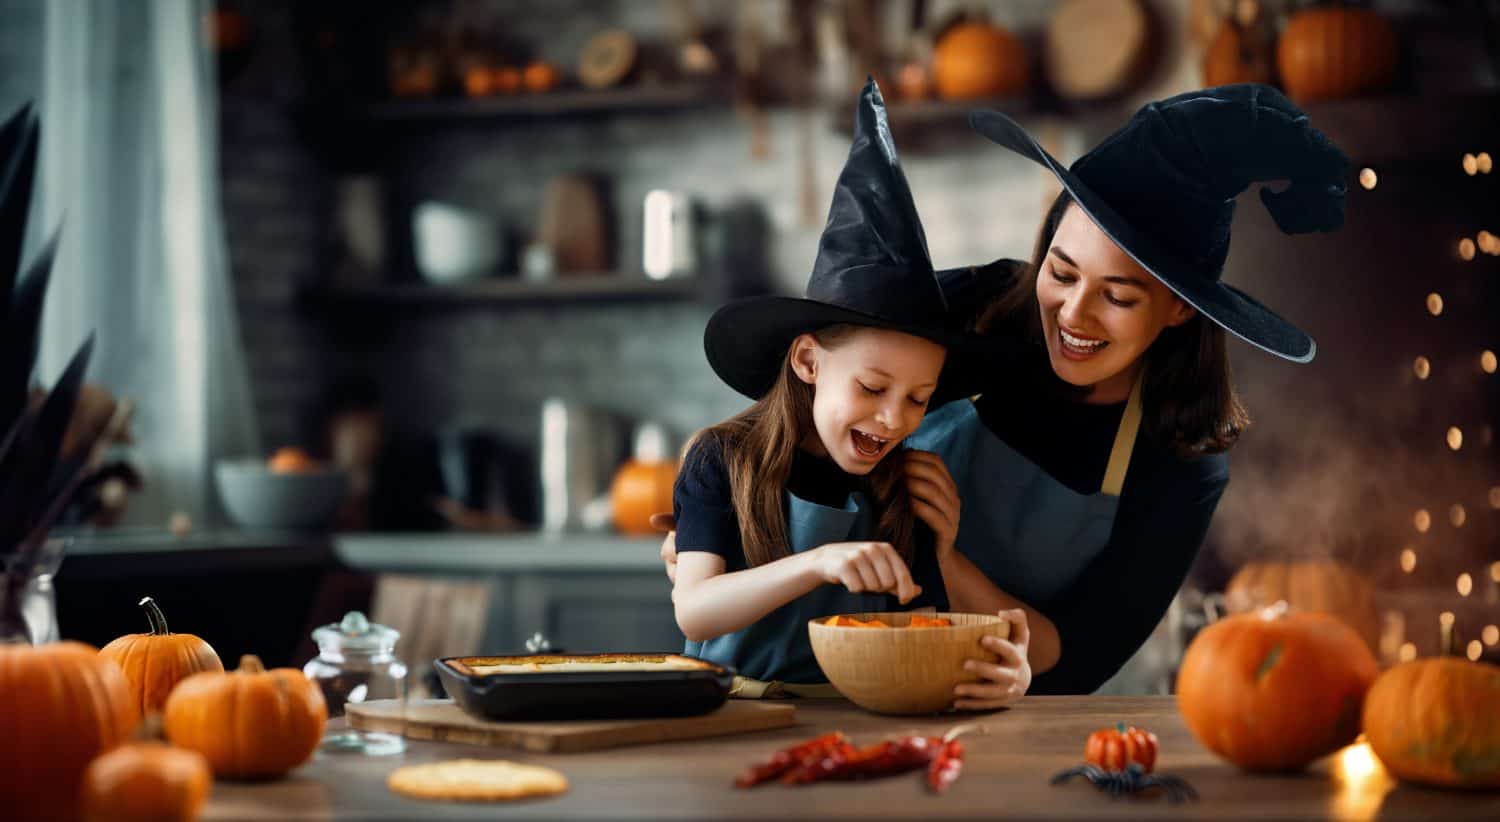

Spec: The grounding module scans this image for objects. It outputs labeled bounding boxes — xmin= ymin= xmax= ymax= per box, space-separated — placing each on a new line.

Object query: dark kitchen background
xmin=3 ymin=0 xmax=1496 ymax=694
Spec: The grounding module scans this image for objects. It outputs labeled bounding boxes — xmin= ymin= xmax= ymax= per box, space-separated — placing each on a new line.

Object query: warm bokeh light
xmin=1440 ymin=611 xmax=1456 ymax=628
xmin=1483 ymin=625 xmax=1499 ymax=646
xmin=1447 ymin=426 xmax=1463 ymax=450
xmin=1358 ymin=168 xmax=1377 ymax=190
xmin=1414 ymin=509 xmax=1432 ymax=532
xmin=1399 ymin=547 xmax=1417 ymax=573
xmin=1468 ymin=640 xmax=1483 ymax=661
xmin=1464 ymin=153 xmax=1479 ymax=175
xmin=1399 ymin=642 xmax=1417 ymax=662
xmin=1458 ymin=573 xmax=1473 ymax=596
xmin=1480 ymin=230 xmax=1499 ymax=254
xmin=1427 ymin=292 xmax=1445 ymax=314
xmin=1450 ymin=504 xmax=1466 ymax=527
xmin=1459 ymin=239 xmax=1476 ymax=261
xmin=1480 ymin=152 xmax=1494 ymax=173
xmin=1413 ymin=356 xmax=1431 ymax=380
xmin=1491 ymin=560 xmax=1500 ymax=582
xmin=1484 ymin=351 xmax=1498 ymax=374
xmin=1490 ymin=488 xmax=1500 ymax=509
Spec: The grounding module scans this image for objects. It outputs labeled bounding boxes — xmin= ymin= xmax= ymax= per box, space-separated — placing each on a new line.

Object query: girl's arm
xmin=904 ymin=451 xmax=1062 ymax=673
xmin=672 ymin=542 xmax=922 ymax=642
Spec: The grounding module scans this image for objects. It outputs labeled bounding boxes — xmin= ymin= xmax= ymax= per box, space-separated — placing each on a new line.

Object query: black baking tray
xmin=435 ymin=653 xmax=734 ymax=721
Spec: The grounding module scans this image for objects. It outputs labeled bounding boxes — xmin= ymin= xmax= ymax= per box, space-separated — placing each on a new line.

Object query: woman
xmin=662 ymin=84 xmax=1349 ymax=704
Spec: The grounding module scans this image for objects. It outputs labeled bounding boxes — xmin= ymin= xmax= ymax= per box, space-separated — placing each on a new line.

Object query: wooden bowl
xmin=808 ymin=612 xmax=1011 ymax=715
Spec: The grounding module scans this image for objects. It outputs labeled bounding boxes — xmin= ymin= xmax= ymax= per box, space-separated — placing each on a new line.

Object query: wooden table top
xmin=203 ymin=696 xmax=1499 ymax=820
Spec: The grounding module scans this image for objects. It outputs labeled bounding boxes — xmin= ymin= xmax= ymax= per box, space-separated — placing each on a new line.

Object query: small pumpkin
xmin=0 ymin=641 xmax=139 ymax=821
xmin=1176 ymin=606 xmax=1378 ymax=772
xmin=80 ymin=742 xmax=213 ymax=822
xmin=1085 ymin=723 xmax=1158 ymax=773
xmin=101 ymin=596 xmax=224 ymax=716
xmin=1203 ymin=21 xmax=1275 ymax=87
xmin=1362 ymin=656 xmax=1500 ymax=789
xmin=610 ymin=459 xmax=678 ymax=536
xmin=164 ymin=654 xmax=327 ymax=779
xmin=523 ymin=60 xmax=561 ymax=94
xmin=931 ymin=21 xmax=1029 ymax=101
xmin=1225 ymin=559 xmax=1381 ymax=654
xmin=1277 ymin=7 xmax=1398 ymax=103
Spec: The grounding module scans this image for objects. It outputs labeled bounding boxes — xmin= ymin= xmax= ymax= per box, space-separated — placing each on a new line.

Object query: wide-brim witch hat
xmin=970 ymin=83 xmax=1349 ymax=363
xmin=705 ymin=78 xmax=1003 ymax=401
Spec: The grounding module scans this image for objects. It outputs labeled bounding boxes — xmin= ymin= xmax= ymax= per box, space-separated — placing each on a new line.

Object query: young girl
xmin=671 ymin=79 xmax=1030 ymax=699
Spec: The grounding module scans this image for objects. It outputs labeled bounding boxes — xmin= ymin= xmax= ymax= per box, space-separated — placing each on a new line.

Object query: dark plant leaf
xmin=0 ymin=334 xmax=92 ymax=551
xmin=0 ymin=228 xmax=60 ymax=436
xmin=0 ymin=102 xmax=38 ymax=317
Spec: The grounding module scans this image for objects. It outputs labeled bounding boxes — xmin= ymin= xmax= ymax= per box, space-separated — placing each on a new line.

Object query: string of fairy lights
xmin=1363 ymin=152 xmax=1500 ymax=664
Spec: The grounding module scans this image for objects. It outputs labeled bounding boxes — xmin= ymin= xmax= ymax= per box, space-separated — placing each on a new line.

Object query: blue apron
xmin=684 ymin=489 xmax=890 ymax=695
xmin=904 ymin=380 xmax=1142 ymax=610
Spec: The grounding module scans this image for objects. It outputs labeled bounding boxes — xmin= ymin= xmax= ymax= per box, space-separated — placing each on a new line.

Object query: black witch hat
xmin=705 ymin=79 xmax=997 ymax=400
xmin=970 ymin=83 xmax=1349 ymax=363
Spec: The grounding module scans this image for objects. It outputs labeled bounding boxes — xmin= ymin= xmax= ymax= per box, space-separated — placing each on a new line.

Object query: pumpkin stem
xmin=238 ymin=654 xmax=266 ymax=673
xmin=1116 ymin=721 xmax=1126 ymax=734
xmin=138 ymin=596 xmax=170 ymax=635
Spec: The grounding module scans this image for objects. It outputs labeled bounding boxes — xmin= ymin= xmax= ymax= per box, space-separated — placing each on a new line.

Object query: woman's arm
xmin=1029 ymin=452 xmax=1229 ymax=695
xmin=672 ymin=542 xmax=922 ymax=642
xmin=905 ymin=450 xmax=1062 ymax=672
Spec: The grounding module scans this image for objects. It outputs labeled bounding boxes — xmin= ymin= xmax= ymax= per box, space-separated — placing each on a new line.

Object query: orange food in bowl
xmin=823 ymin=615 xmax=952 ymax=628
xmin=267 ymin=447 xmax=318 ymax=474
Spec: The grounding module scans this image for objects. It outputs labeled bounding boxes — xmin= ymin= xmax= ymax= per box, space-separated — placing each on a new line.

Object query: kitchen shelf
xmin=302 ymin=272 xmax=704 ymax=307
xmin=348 ymin=83 xmax=730 ymax=124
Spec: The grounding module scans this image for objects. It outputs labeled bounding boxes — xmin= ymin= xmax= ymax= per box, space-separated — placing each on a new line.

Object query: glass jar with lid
xmin=303 ymin=610 xmax=407 ymax=755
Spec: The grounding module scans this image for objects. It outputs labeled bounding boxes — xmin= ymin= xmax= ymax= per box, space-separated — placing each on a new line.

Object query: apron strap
xmin=1100 ymin=372 xmax=1145 ymax=497
xmin=730 ymin=676 xmax=845 ymax=700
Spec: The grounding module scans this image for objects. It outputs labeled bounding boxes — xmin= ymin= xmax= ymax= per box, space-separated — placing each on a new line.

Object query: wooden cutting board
xmin=346 ymin=699 xmax=796 ymax=754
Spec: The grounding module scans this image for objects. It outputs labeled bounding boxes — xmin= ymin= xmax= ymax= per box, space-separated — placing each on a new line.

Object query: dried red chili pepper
xmin=734 ymin=731 xmax=846 ymax=787
xmin=784 ymin=735 xmax=942 ymax=785
xmin=927 ymin=739 xmax=964 ymax=793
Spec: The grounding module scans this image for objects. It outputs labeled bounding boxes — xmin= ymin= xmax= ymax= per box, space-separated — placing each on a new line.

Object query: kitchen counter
xmin=201 ymin=697 xmax=1498 ymax=820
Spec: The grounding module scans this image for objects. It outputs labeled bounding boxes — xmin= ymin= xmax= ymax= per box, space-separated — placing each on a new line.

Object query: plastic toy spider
xmin=1050 ymin=763 xmax=1199 ymax=803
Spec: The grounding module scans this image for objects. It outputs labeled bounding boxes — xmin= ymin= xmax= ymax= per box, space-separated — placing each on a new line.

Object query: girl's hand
xmin=813 ymin=541 xmax=921 ymax=604
xmin=954 ymin=608 xmax=1032 ymax=710
xmin=650 ymin=513 xmax=678 ymax=584
xmin=904 ymin=450 xmax=961 ymax=556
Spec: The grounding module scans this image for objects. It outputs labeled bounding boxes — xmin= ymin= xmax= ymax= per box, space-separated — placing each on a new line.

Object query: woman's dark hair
xmin=975 ymin=191 xmax=1250 ymax=457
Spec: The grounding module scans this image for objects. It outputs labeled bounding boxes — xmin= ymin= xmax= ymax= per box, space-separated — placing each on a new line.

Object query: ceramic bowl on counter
xmin=214 ymin=458 xmax=348 ymax=530
xmin=412 ymin=201 xmax=501 ymax=284
xmin=808 ymin=611 xmax=1011 ymax=714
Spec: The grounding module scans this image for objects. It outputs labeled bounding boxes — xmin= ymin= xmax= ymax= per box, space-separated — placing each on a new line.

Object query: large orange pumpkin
xmin=1277 ymin=8 xmax=1398 ymax=103
xmin=1203 ymin=21 xmax=1275 ymax=87
xmin=610 ymin=459 xmax=677 ymax=535
xmin=100 ymin=596 xmax=224 ymax=716
xmin=1362 ymin=656 xmax=1500 ymax=789
xmin=0 ymin=641 xmax=139 ymax=821
xmin=80 ymin=742 xmax=213 ymax=822
xmin=931 ymin=21 xmax=1029 ymax=101
xmin=1224 ymin=559 xmax=1381 ymax=654
xmin=1176 ymin=607 xmax=1378 ymax=772
xmin=163 ymin=654 xmax=327 ymax=779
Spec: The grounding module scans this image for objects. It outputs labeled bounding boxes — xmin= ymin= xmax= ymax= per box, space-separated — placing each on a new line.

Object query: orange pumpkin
xmin=931 ymin=21 xmax=1029 ymax=101
xmin=1085 ymin=723 xmax=1159 ymax=773
xmin=523 ymin=61 xmax=561 ymax=93
xmin=1277 ymin=8 xmax=1398 ymax=103
xmin=80 ymin=742 xmax=212 ymax=822
xmin=1224 ymin=559 xmax=1381 ymax=655
xmin=164 ymin=654 xmax=326 ymax=779
xmin=0 ymin=641 xmax=139 ymax=821
xmin=1203 ymin=21 xmax=1275 ymax=87
xmin=1362 ymin=657 xmax=1500 ymax=789
xmin=610 ymin=459 xmax=677 ymax=535
xmin=1176 ymin=607 xmax=1378 ymax=771
xmin=267 ymin=446 xmax=318 ymax=474
xmin=100 ymin=596 xmax=224 ymax=716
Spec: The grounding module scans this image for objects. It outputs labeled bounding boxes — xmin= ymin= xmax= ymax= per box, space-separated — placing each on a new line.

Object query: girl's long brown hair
xmin=976 ymin=192 xmax=1250 ymax=457
xmin=690 ymin=326 xmax=917 ymax=568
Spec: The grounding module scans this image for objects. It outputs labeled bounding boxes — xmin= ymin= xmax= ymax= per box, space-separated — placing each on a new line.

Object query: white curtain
xmin=33 ymin=0 xmax=258 ymax=525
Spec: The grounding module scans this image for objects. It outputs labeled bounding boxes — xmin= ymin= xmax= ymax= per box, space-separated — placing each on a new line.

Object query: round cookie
xmin=388 ymin=758 xmax=569 ymax=802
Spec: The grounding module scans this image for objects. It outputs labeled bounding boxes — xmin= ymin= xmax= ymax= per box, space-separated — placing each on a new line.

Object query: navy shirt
xmin=937 ymin=260 xmax=1230 ymax=694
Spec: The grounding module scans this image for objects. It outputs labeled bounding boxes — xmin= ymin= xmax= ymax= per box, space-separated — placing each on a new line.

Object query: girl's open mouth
xmin=850 ymin=429 xmax=889 ymax=459
xmin=1060 ymin=327 xmax=1110 ymax=360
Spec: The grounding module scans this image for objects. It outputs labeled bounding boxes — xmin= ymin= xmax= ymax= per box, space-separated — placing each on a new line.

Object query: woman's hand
xmin=904 ymin=450 xmax=961 ymax=556
xmin=954 ymin=608 xmax=1032 ymax=710
xmin=811 ymin=541 xmax=921 ymax=604
xmin=650 ymin=513 xmax=678 ymax=584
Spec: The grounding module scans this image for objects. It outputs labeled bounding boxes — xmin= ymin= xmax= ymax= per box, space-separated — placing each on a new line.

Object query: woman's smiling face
xmin=1037 ymin=205 xmax=1196 ymax=402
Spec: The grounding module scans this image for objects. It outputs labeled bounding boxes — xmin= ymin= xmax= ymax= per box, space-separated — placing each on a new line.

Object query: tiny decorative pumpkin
xmin=1225 ymin=559 xmax=1381 ymax=655
xmin=80 ymin=742 xmax=213 ymax=822
xmin=164 ymin=654 xmax=327 ymax=779
xmin=1277 ymin=7 xmax=1398 ymax=103
xmin=0 ymin=641 xmax=139 ymax=821
xmin=1085 ymin=723 xmax=1159 ymax=773
xmin=1362 ymin=656 xmax=1500 ymax=789
xmin=609 ymin=459 xmax=678 ymax=536
xmin=1203 ymin=21 xmax=1275 ymax=87
xmin=101 ymin=596 xmax=224 ymax=716
xmin=523 ymin=61 xmax=561 ymax=94
xmin=931 ymin=21 xmax=1029 ymax=101
xmin=1176 ymin=606 xmax=1378 ymax=772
